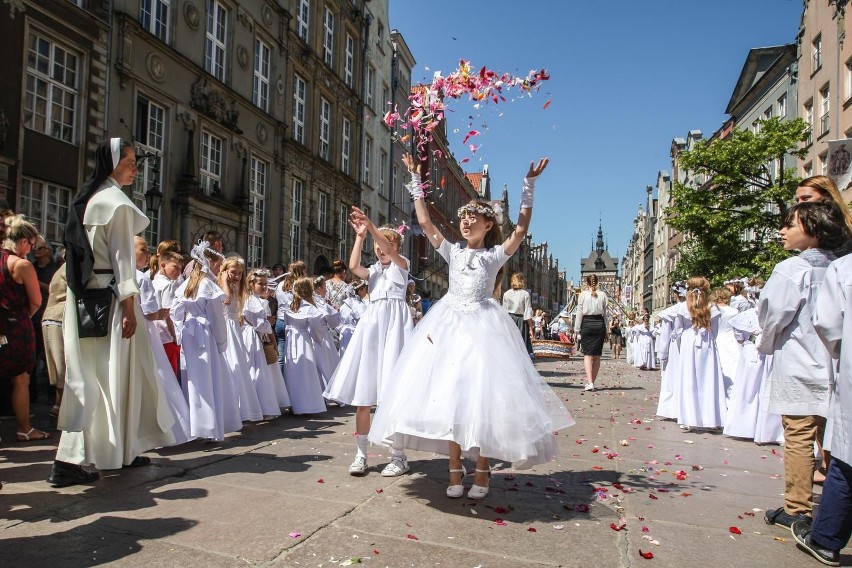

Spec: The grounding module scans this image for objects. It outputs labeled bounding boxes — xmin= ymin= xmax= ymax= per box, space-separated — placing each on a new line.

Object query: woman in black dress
xmin=609 ymin=318 xmax=624 ymax=359
xmin=574 ymin=274 xmax=609 ymax=391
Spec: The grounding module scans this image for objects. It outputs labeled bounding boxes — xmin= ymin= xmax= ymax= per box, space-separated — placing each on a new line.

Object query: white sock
xmin=355 ymin=434 xmax=368 ymax=459
xmin=391 ymin=447 xmax=405 ymax=460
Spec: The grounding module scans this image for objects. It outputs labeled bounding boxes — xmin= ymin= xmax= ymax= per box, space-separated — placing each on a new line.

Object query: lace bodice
xmin=438 ymin=241 xmax=509 ymax=313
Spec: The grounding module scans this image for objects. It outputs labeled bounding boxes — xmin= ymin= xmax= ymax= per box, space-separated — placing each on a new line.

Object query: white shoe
xmin=584 ymin=383 xmax=596 ymax=392
xmin=380 ymin=457 xmax=410 ymax=477
xmin=468 ymin=468 xmax=491 ymax=499
xmin=447 ymin=465 xmax=468 ymax=498
xmin=349 ymin=456 xmax=367 ymax=475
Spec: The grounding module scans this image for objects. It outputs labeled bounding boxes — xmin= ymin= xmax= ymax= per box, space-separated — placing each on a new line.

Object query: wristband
xmin=520 ymin=175 xmax=537 ymax=209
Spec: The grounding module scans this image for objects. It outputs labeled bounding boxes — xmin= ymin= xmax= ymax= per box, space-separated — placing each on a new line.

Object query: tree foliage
xmin=666 ymin=117 xmax=810 ymax=284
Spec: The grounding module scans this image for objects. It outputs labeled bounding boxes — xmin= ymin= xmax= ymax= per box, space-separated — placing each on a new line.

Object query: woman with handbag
xmin=48 ymin=138 xmax=176 ymax=487
xmin=0 ymin=214 xmax=49 ymax=442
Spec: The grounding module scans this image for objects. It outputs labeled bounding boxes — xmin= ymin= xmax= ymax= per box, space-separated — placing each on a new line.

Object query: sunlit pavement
xmin=0 ymin=350 xmax=845 ymax=567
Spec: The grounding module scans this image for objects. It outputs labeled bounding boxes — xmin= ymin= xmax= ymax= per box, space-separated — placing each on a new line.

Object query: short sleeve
xmin=437 ymin=239 xmax=455 ymax=262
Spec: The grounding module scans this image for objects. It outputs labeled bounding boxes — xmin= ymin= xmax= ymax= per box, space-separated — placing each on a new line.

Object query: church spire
xmin=596 ymin=220 xmax=605 ymax=253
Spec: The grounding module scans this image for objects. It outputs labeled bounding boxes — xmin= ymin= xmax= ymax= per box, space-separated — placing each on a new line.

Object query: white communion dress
xmin=368 ymin=241 xmax=575 ymax=469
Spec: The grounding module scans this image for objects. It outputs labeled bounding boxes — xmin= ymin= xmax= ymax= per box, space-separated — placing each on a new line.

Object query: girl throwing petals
xmin=368 ymin=154 xmax=575 ymax=500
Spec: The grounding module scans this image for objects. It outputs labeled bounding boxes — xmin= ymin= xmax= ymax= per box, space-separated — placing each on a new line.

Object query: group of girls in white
xmin=110 ymin=152 xmax=574 ymax=500
xmin=652 ymin=196 xmax=852 ymax=477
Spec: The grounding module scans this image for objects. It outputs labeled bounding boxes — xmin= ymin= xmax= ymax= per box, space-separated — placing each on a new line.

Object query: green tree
xmin=667 ymin=117 xmax=809 ymax=284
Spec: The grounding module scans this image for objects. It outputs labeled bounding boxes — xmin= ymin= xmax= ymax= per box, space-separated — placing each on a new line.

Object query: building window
xmin=253 ymin=38 xmax=271 ymax=111
xmin=820 ymin=152 xmax=828 ymax=175
xmin=318 ymin=192 xmax=328 ymax=233
xmin=319 ymin=97 xmax=331 ymax=160
xmin=820 ymin=85 xmax=830 ymax=136
xmin=291 ymin=179 xmax=303 ymax=261
xmin=140 ymin=0 xmax=170 ymax=42
xmin=24 ymin=33 xmax=79 ymax=143
xmin=339 ymin=203 xmax=349 ymax=259
xmin=293 ymin=74 xmax=306 ymax=144
xmin=205 ymin=0 xmax=227 ymax=81
xmin=804 ymin=99 xmax=814 ymax=145
xmin=17 ymin=178 xmax=72 ymax=244
xmin=379 ymin=150 xmax=387 ymax=196
xmin=763 ymin=107 xmax=772 ymax=121
xmin=381 ymin=84 xmax=390 ymax=113
xmin=133 ymin=95 xmax=166 ymax=244
xmin=376 ymin=21 xmax=384 ymax=48
xmin=363 ymin=135 xmax=373 ymax=185
xmin=297 ymin=0 xmax=310 ymax=42
xmin=323 ymin=7 xmax=334 ymax=67
xmin=341 ymin=117 xmax=351 ymax=174
xmin=366 ymin=65 xmax=375 ymax=109
xmin=813 ymin=34 xmax=822 ymax=73
xmin=392 ymin=163 xmax=399 ymax=205
xmin=248 ymin=156 xmax=267 ymax=267
xmin=776 ymin=93 xmax=787 ymax=118
xmin=804 ymin=161 xmax=813 ymax=177
xmin=344 ymin=33 xmax=354 ymax=87
xmin=200 ymin=130 xmax=224 ymax=196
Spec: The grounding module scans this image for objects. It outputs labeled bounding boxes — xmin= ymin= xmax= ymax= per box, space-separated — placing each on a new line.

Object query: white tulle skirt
xmin=368 ymin=297 xmax=575 ymax=470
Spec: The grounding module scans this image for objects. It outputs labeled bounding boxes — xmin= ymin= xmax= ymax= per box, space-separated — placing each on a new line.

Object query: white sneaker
xmin=349 ymin=456 xmax=367 ymax=475
xmin=584 ymin=383 xmax=596 ymax=392
xmin=380 ymin=457 xmax=410 ymax=477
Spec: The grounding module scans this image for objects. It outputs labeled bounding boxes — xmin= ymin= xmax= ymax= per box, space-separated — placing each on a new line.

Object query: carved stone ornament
xmin=190 ymin=77 xmax=243 ymax=134
xmin=237 ymin=45 xmax=249 ymax=70
xmin=3 ymin=0 xmax=25 ymax=19
xmin=256 ymin=123 xmax=268 ymax=144
xmin=262 ymin=4 xmax=273 ymax=27
xmin=146 ymin=52 xmax=167 ymax=82
xmin=232 ymin=140 xmax=247 ymax=158
xmin=276 ymin=77 xmax=285 ymax=95
xmin=183 ymin=2 xmax=199 ymax=30
xmin=178 ymin=110 xmax=197 ymax=131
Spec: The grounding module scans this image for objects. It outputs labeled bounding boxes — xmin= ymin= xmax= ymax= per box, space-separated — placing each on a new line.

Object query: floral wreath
xmin=457 ymin=202 xmax=504 ymax=220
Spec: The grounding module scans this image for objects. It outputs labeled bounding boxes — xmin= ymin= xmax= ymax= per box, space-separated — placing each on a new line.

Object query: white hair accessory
xmin=190 ymin=239 xmax=224 ymax=274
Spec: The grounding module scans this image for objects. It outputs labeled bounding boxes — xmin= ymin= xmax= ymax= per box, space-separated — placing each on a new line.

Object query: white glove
xmin=408 ymin=173 xmax=425 ymax=200
xmin=520 ymin=175 xmax=537 ymax=209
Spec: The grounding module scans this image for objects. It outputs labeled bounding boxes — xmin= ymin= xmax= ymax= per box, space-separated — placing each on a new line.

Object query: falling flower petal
xmin=639 ymin=550 xmax=654 ymax=559
xmin=729 ymin=527 xmax=742 ymax=535
xmin=543 ymin=98 xmax=553 ymax=109
xmin=462 ymin=130 xmax=481 ymax=144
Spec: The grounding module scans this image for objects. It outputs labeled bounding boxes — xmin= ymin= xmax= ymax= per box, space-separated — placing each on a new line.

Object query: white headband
xmin=110 ymin=138 xmax=122 ymax=169
xmin=190 ymin=240 xmax=224 ymax=274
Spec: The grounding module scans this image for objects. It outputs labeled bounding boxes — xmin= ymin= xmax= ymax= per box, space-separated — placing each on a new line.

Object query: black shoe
xmin=47 ymin=461 xmax=99 ymax=488
xmin=791 ymin=521 xmax=840 ymax=566
xmin=764 ymin=507 xmax=813 ymax=528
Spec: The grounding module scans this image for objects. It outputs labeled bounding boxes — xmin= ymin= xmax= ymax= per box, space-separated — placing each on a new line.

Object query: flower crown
xmin=377 ymin=225 xmax=405 ymax=245
xmin=457 ymin=202 xmax=504 ymax=220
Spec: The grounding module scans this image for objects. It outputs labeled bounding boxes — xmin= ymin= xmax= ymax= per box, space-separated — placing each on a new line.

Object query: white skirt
xmin=368 ymin=297 xmax=574 ymax=470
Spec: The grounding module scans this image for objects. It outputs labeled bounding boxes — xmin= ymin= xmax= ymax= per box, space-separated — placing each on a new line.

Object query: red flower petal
xmin=729 ymin=527 xmax=742 ymax=535
xmin=317 ymin=479 xmax=324 ymax=483
xmin=610 ymin=523 xmax=627 ymax=531
xmin=407 ymin=534 xmax=418 ymax=540
xmin=527 ymin=527 xmax=537 ymax=532
xmin=373 ymin=549 xmax=380 ymax=554
xmin=375 ymin=488 xmax=383 ymax=493
xmin=649 ymin=494 xmax=659 ymax=500
xmin=639 ymin=550 xmax=654 ymax=559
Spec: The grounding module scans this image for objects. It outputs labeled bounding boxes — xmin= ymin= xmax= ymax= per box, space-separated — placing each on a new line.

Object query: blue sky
xmin=389 ymin=0 xmax=803 ymax=283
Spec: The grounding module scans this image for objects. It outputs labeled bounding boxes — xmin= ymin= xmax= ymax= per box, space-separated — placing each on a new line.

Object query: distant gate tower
xmin=580 ymin=222 xmax=618 ymax=296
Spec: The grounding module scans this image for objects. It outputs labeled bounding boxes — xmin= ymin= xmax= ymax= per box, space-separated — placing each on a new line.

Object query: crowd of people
xmin=0 ymin=140 xmax=572 ymax=505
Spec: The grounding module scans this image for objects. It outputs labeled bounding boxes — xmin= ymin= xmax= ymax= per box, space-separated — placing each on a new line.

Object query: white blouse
xmin=574 ymin=290 xmax=609 ymax=332
xmin=502 ymin=288 xmax=533 ymax=319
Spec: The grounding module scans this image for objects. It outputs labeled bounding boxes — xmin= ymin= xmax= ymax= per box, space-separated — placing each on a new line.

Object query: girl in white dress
xmin=240 ymin=269 xmax=284 ymax=418
xmin=133 ymin=237 xmax=193 ymax=445
xmin=655 ymin=284 xmax=686 ymax=420
xmin=312 ymin=276 xmax=342 ymax=389
xmin=244 ymin=269 xmax=291 ymax=411
xmin=171 ymin=242 xmax=243 ymax=441
xmin=631 ymin=314 xmax=656 ymax=370
xmin=713 ymin=288 xmax=742 ymax=395
xmin=675 ymin=276 xmax=726 ymax=430
xmin=274 ymin=261 xmax=308 ymax=375
xmin=151 ymin=250 xmax=184 ymax=377
xmin=369 ymin=154 xmax=574 ymax=500
xmin=218 ymin=257 xmax=263 ymax=422
xmin=337 ymin=280 xmax=368 ymax=355
xmin=323 ymin=219 xmax=414 ymax=477
xmin=722 ymin=308 xmax=783 ymax=442
xmin=282 ymin=277 xmax=328 ymax=415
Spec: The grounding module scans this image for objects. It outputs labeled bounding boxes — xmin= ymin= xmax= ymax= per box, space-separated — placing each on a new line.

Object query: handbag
xmin=260 ymin=333 xmax=279 ymax=365
xmin=76 ymin=280 xmax=116 ymax=338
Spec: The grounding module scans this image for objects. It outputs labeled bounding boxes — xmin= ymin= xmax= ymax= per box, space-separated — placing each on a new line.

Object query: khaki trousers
xmin=782 ymin=414 xmax=826 ymax=516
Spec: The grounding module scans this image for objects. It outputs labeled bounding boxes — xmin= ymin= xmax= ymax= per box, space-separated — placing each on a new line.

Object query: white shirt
xmin=502 ymin=288 xmax=533 ymax=320
xmin=574 ymin=290 xmax=609 ymax=332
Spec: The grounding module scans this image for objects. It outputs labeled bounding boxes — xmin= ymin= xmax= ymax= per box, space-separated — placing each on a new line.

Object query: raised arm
xmin=403 ymin=153 xmax=444 ymax=250
xmin=348 ymin=215 xmax=370 ymax=280
xmin=503 ymin=158 xmax=549 ymax=257
xmin=350 ymin=206 xmax=408 ymax=271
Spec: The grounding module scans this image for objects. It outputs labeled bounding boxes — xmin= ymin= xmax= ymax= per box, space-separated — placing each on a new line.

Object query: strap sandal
xmin=447 ymin=465 xmax=468 ymax=498
xmin=468 ymin=468 xmax=491 ymax=500
xmin=17 ymin=428 xmax=51 ymax=442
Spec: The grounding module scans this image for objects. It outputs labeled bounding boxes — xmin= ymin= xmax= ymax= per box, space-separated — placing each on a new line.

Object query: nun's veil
xmin=65 ymin=138 xmax=127 ymax=297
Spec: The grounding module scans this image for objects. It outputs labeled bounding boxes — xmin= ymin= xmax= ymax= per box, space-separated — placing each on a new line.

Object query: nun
xmin=48 ymin=138 xmax=176 ymax=487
